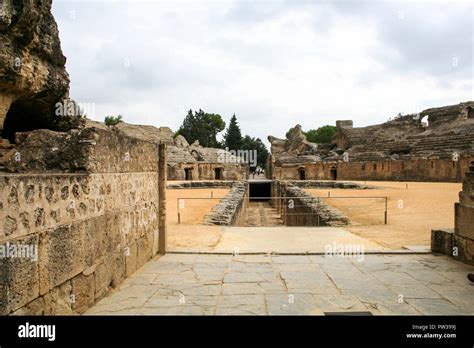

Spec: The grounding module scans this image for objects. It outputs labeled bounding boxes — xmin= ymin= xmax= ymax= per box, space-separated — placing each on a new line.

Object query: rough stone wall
xmin=3 ymin=127 xmax=158 ymax=173
xmin=167 ymin=181 xmax=238 ymax=189
xmin=203 ymin=182 xmax=248 ymax=225
xmin=272 ymin=181 xmax=349 ymax=227
xmin=285 ymin=180 xmax=371 ymax=189
xmin=0 ymin=127 xmax=160 ymax=315
xmin=0 ymin=0 xmax=70 ymax=136
xmin=431 ymin=162 xmax=474 ymax=265
xmin=168 ymin=162 xmax=248 ymax=181
xmin=454 ymin=161 xmax=474 ymax=263
xmin=270 ymin=157 xmax=471 ymax=182
xmin=268 ymin=102 xmax=474 ymax=183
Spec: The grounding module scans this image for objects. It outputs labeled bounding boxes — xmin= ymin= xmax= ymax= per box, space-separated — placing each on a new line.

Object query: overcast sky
xmin=52 ymin=0 xmax=473 ymax=144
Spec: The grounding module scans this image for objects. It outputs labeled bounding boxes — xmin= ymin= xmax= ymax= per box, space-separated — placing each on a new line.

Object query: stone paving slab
xmin=171 ymin=226 xmax=388 ymax=253
xmin=86 ymin=254 xmax=474 ymax=316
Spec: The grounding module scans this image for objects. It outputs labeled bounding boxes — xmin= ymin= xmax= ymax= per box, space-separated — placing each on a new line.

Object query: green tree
xmin=176 ymin=109 xmax=226 ymax=147
xmin=304 ymin=125 xmax=336 ymax=144
xmin=241 ymin=135 xmax=269 ymax=169
xmin=203 ymin=112 xmax=226 ymax=148
xmin=104 ymin=114 xmax=123 ymax=126
xmin=223 ymin=114 xmax=242 ymax=150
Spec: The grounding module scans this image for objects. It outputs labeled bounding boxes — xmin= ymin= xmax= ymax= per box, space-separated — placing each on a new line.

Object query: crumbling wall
xmin=272 ymin=181 xmax=349 ymax=227
xmin=0 ymin=0 xmax=70 ymax=138
xmin=167 ymin=181 xmax=237 ymax=189
xmin=168 ymin=162 xmax=248 ymax=181
xmin=268 ymin=102 xmax=474 ymax=183
xmin=203 ymin=182 xmax=248 ymax=225
xmin=0 ymin=127 xmax=161 ymax=315
xmin=270 ymin=157 xmax=471 ymax=182
xmin=432 ymin=162 xmax=474 ymax=265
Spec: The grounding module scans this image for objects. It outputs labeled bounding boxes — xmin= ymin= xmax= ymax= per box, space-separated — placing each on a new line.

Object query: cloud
xmin=52 ymin=0 xmax=473 ymax=145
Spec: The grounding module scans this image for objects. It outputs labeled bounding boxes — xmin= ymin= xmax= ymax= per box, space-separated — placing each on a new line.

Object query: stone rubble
xmin=203 ymin=182 xmax=247 ymax=225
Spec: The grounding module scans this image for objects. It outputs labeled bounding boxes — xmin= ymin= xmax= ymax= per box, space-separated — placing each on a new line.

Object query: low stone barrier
xmin=276 ymin=182 xmax=350 ymax=227
xmin=167 ymin=181 xmax=238 ymax=189
xmin=203 ymin=182 xmax=247 ymax=225
xmin=286 ymin=180 xmax=371 ymax=189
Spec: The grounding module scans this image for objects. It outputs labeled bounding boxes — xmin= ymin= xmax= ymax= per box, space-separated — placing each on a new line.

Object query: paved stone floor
xmin=170 ymin=226 xmax=389 ymax=253
xmin=86 ymin=253 xmax=474 ymax=315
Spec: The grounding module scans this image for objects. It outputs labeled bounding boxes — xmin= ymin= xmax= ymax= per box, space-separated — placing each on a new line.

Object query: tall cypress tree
xmin=224 ymin=114 xmax=243 ymax=150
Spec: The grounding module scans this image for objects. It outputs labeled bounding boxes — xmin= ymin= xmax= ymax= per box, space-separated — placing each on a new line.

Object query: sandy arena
xmin=166 ymin=181 xmax=461 ymax=251
xmin=306 ymin=181 xmax=461 ymax=249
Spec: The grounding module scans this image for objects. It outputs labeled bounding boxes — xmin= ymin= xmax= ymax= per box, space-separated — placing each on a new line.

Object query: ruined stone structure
xmin=203 ymin=182 xmax=248 ymax=225
xmin=0 ymin=0 xmax=71 ymax=140
xmin=272 ymin=181 xmax=349 ymax=227
xmin=0 ymin=126 xmax=162 ymax=314
xmin=432 ymin=162 xmax=474 ymax=265
xmin=167 ymin=136 xmax=248 ymax=181
xmin=268 ymin=102 xmax=474 ymax=182
xmin=86 ymin=119 xmax=249 ymax=181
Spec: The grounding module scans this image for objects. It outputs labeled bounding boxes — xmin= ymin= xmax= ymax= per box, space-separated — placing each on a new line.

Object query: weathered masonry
xmin=267 ymin=102 xmax=474 ymax=182
xmin=432 ymin=161 xmax=474 ymax=265
xmin=167 ymin=135 xmax=248 ymax=181
xmin=0 ymin=127 xmax=165 ymax=314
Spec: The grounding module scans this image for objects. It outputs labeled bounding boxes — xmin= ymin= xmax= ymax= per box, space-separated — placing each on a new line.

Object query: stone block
xmin=12 ymin=297 xmax=45 ymax=315
xmin=136 ymin=232 xmax=153 ymax=269
xmin=455 ymin=203 xmax=474 ymax=239
xmin=0 ymin=284 xmax=8 ymax=315
xmin=43 ymin=281 xmax=74 ymax=315
xmin=453 ymin=235 xmax=474 ymax=266
xmin=431 ymin=229 xmax=454 ymax=255
xmin=83 ymin=215 xmax=107 ymax=268
xmin=1 ymin=234 xmax=39 ymax=313
xmin=125 ymin=241 xmax=138 ymax=277
xmin=94 ymin=261 xmax=112 ymax=302
xmin=71 ymin=273 xmax=95 ymax=314
xmin=39 ymin=223 xmax=86 ymax=295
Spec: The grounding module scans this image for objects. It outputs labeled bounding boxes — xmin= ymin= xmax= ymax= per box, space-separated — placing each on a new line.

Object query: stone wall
xmin=0 ymin=127 xmax=161 ymax=315
xmin=203 ymin=182 xmax=248 ymax=226
xmin=284 ymin=180 xmax=371 ymax=190
xmin=272 ymin=181 xmax=349 ymax=227
xmin=168 ymin=162 xmax=248 ymax=181
xmin=167 ymin=181 xmax=238 ymax=189
xmin=268 ymin=102 xmax=474 ymax=183
xmin=431 ymin=162 xmax=474 ymax=265
xmin=270 ymin=156 xmax=471 ymax=182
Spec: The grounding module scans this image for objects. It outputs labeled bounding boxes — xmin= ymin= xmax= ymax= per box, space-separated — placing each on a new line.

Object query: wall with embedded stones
xmin=0 ymin=127 xmax=161 ymax=315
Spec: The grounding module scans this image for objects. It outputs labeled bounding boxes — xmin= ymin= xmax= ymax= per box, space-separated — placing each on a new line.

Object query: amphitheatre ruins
xmin=0 ymin=1 xmax=473 ymax=317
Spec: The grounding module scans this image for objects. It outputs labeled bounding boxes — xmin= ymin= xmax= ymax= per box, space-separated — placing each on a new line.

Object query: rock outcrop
xmin=0 ymin=0 xmax=70 ymax=139
xmin=268 ymin=124 xmax=319 ymax=156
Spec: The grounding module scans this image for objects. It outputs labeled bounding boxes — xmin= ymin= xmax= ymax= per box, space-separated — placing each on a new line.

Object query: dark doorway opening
xmin=467 ymin=106 xmax=474 ymax=119
xmin=330 ymin=167 xmax=337 ymax=180
xmin=214 ymin=168 xmax=223 ymax=180
xmin=184 ymin=168 xmax=193 ymax=181
xmin=298 ymin=168 xmax=306 ymax=180
xmin=249 ymin=181 xmax=271 ymax=201
xmin=3 ymin=98 xmax=51 ymax=142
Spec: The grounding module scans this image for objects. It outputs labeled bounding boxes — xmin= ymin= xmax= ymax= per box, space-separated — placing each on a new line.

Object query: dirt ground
xmin=305 ymin=181 xmax=461 ymax=249
xmin=166 ymin=188 xmax=229 ymax=249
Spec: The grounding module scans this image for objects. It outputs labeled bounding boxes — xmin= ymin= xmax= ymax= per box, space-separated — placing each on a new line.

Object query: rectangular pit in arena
xmin=248 ymin=180 xmax=272 ymax=201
